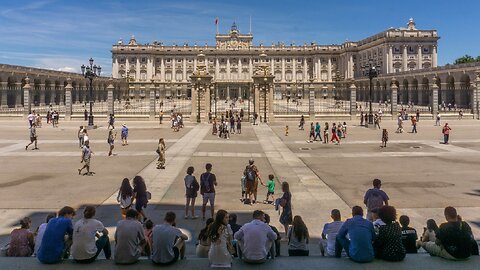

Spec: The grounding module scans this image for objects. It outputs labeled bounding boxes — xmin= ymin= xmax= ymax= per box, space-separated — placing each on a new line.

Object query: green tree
xmin=454 ymin=55 xmax=476 ymax=64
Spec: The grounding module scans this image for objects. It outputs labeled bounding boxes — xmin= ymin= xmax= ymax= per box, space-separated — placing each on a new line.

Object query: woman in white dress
xmin=207 ymin=209 xmax=233 ymax=268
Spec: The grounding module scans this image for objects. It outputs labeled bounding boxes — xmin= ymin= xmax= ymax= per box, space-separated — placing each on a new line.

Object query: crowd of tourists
xmin=298 ymin=116 xmax=348 ymax=145
xmin=3 ymin=172 xmax=478 ymax=267
xmin=211 ymin=110 xmax=244 ymax=139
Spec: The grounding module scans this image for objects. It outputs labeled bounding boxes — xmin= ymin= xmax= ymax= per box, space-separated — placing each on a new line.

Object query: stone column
xmin=148 ymin=83 xmax=155 ymax=120
xmin=390 ymin=78 xmax=398 ymax=119
xmin=205 ymin=86 xmax=211 ymax=123
xmin=403 ymin=45 xmax=408 ymax=72
xmin=38 ymin=84 xmax=46 ymax=105
xmin=388 ymin=45 xmax=393 ymax=74
xmin=107 ymin=79 xmax=115 ymax=117
xmin=59 ymin=84 xmax=65 ymax=105
xmin=350 ymin=82 xmax=357 ymax=119
xmin=15 ymin=82 xmax=23 ymax=108
xmin=23 ymin=77 xmax=31 ymax=116
xmin=254 ymin=84 xmax=260 ymax=118
xmin=327 ymin=58 xmax=332 ymax=82
xmin=1 ymin=82 xmax=8 ymax=108
xmin=309 ymin=82 xmax=315 ymax=121
xmin=268 ymin=84 xmax=274 ymax=122
xmin=432 ymin=77 xmax=439 ymax=118
xmin=65 ymin=78 xmax=73 ymax=120
xmin=432 ymin=46 xmax=438 ymax=68
xmin=417 ymin=45 xmax=422 ymax=70
xmin=191 ymin=85 xmax=198 ymax=121
xmin=226 ymin=58 xmax=231 ymax=80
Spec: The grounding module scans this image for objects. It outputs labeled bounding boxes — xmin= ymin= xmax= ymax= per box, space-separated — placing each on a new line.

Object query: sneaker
xmin=33 ymin=148 xmax=39 ymax=150
xmin=184 ymin=215 xmax=189 ymax=219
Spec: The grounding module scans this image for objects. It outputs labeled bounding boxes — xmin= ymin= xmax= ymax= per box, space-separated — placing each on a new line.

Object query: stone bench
xmin=0 ymin=253 xmax=478 ymax=270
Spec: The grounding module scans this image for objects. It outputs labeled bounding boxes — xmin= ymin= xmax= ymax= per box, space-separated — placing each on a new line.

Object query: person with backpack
xmin=243 ymin=159 xmax=262 ymax=205
xmin=184 ymin=166 xmax=199 ymax=219
xmin=200 ymin=163 xmax=217 ymax=221
xmin=363 ymin=179 xmax=389 ymax=221
xmin=117 ymin=178 xmax=134 ymax=219
xmin=422 ymin=207 xmax=476 ymax=260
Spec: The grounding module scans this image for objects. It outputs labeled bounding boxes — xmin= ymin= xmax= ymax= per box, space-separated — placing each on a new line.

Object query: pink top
xmin=8 ymin=228 xmax=33 ymax=257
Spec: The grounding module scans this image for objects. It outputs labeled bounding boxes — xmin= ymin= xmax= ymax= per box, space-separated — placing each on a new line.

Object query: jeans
xmin=412 ymin=125 xmax=417 ymax=133
xmin=335 ymin=237 xmax=349 ymax=258
xmin=444 ymin=134 xmax=449 ymax=144
xmin=74 ymin=235 xmax=111 ymax=263
xmin=314 ymin=132 xmax=322 ymax=141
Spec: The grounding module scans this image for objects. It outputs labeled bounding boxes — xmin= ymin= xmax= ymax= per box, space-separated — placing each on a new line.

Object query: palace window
xmin=141 ymin=58 xmax=146 ymax=63
xmin=423 ymin=47 xmax=429 ymax=53
xmin=130 ymin=58 xmax=136 ymax=62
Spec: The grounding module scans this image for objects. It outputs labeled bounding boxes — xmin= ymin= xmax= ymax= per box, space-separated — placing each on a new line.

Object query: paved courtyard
xmin=0 ymin=117 xmax=479 ymax=260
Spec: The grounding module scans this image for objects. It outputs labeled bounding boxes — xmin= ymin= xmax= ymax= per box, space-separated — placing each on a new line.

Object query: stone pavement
xmin=0 ymin=118 xmax=478 ymax=269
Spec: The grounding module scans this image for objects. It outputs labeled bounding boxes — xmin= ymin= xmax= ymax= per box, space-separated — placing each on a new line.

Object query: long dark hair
xmin=132 ymin=176 xmax=146 ymax=194
xmin=198 ymin=218 xmax=214 ymax=242
xmin=292 ymin=215 xmax=309 ymax=242
xmin=426 ymin=219 xmax=439 ymax=233
xmin=120 ymin=178 xmax=133 ymax=199
xmin=208 ymin=209 xmax=228 ymax=242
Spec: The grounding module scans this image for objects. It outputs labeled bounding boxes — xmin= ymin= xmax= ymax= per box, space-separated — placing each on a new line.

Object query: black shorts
xmin=267 ymin=191 xmax=274 ymax=196
xmin=154 ymin=247 xmax=179 ymax=265
xmin=30 ymin=137 xmax=36 ymax=142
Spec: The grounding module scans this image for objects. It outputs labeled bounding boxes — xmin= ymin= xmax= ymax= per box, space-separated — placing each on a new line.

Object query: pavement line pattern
xmin=102 ymin=124 xmax=210 ymax=206
xmin=287 ymin=139 xmax=480 ymax=145
xmin=193 ymin=152 xmax=264 ymax=158
xmin=295 ymin=151 xmax=480 ymax=158
xmin=252 ymin=124 xmax=351 ymax=236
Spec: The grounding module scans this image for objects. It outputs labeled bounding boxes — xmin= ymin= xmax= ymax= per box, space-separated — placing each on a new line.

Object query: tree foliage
xmin=454 ymin=54 xmax=479 ymax=65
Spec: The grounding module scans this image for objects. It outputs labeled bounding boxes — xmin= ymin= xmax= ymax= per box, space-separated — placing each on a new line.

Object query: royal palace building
xmin=111 ymin=19 xmax=439 ymax=101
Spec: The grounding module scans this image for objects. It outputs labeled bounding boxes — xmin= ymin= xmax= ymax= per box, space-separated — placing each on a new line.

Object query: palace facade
xmin=111 ymin=19 xmax=439 ymax=100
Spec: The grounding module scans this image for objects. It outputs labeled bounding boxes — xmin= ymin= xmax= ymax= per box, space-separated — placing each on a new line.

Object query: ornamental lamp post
xmin=362 ymin=60 xmax=379 ymax=125
xmin=81 ymin=58 xmax=101 ymax=127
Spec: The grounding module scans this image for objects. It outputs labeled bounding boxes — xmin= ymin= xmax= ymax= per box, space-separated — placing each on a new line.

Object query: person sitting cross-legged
xmin=151 ymin=211 xmax=188 ymax=265
xmin=71 ymin=206 xmax=111 ymax=263
xmin=114 ymin=209 xmax=146 ymax=264
xmin=422 ymin=206 xmax=476 ymax=260
xmin=234 ymin=210 xmax=277 ymax=264
xmin=335 ymin=206 xmax=375 ymax=263
xmin=373 ymin=206 xmax=406 ymax=261
xmin=399 ymin=215 xmax=418 ymax=254
xmin=320 ymin=209 xmax=345 ymax=257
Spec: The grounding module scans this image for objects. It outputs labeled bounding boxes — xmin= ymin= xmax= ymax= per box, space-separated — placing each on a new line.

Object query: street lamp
xmin=190 ymin=52 xmax=213 ymax=123
xmin=362 ymin=60 xmax=379 ymax=125
xmin=81 ymin=58 xmax=101 ymax=127
xmin=252 ymin=52 xmax=274 ymax=123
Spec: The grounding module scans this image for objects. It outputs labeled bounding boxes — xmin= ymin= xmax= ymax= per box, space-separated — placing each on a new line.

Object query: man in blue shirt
xmin=363 ymin=178 xmax=389 ymax=221
xmin=37 ymin=206 xmax=75 ymax=264
xmin=335 ymin=206 xmax=375 ymax=262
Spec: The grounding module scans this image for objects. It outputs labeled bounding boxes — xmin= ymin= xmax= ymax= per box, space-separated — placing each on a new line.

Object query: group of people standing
xmin=212 ymin=114 xmax=242 ymax=139
xmin=299 ymin=116 xmax=347 ymax=145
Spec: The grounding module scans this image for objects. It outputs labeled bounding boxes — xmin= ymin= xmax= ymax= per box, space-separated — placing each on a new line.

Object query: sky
xmin=1 ymin=0 xmax=479 ymax=76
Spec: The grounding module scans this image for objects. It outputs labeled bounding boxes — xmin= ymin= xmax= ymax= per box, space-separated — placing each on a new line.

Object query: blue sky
xmin=1 ymin=0 xmax=479 ymax=76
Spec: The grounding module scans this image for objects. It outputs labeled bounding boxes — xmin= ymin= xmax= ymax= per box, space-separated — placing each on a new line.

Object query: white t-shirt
xmin=321 ymin=221 xmax=344 ymax=256
xmin=71 ymin=218 xmax=105 ymax=260
xmin=34 ymin=223 xmax=48 ymax=255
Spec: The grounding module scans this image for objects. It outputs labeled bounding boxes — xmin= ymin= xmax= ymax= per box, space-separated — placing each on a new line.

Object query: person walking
xmin=324 ymin=122 xmax=329 ymax=144
xmin=84 ymin=109 xmax=88 ymax=121
xmin=442 ymin=123 xmax=451 ymax=144
xmin=363 ymin=178 xmax=389 ymax=221
xmin=307 ymin=122 xmax=315 ymax=143
xmin=156 ymin=138 xmax=166 ymax=169
xmin=236 ymin=117 xmax=242 ymax=134
xmin=107 ymin=128 xmax=116 ymax=156
xmin=298 ymin=115 xmax=305 ymax=130
xmin=243 ymin=159 xmax=261 ymax=205
xmin=121 ymin=124 xmax=129 ymax=146
xmin=330 ymin=123 xmax=340 ymax=144
xmin=200 ymin=163 xmax=217 ymax=221
xmin=410 ymin=116 xmax=417 ymax=133
xmin=78 ymin=141 xmax=93 ymax=176
xmin=279 ymin=181 xmax=293 ymax=235
xmin=360 ymin=112 xmax=364 ymax=126
xmin=396 ymin=114 xmax=404 ymax=133
xmin=184 ymin=166 xmax=199 ymax=219
xmin=381 ymin=129 xmax=388 ymax=148
xmin=159 ymin=110 xmax=164 ymax=125
xmin=107 ymin=114 xmax=115 ymax=129
xmin=314 ymin=122 xmax=322 ymax=142
xmin=77 ymin=126 xmax=85 ymax=148
xmin=116 ymin=178 xmax=134 ymax=219
xmin=435 ymin=112 xmax=441 ymax=126
xmin=132 ymin=176 xmax=149 ymax=222
xmin=25 ymin=123 xmax=39 ymax=150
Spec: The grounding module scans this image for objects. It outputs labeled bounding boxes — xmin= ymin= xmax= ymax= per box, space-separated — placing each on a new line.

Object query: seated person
xmin=34 ymin=213 xmax=56 ymax=256
xmin=37 ymin=206 xmax=75 ymax=264
xmin=196 ymin=218 xmax=214 ymax=258
xmin=287 ymin=215 xmax=309 ymax=256
xmin=7 ymin=217 xmax=35 ymax=257
xmin=371 ymin=208 xmax=385 ymax=235
xmin=152 ymin=212 xmax=188 ymax=265
xmin=335 ymin=206 xmax=375 ymax=263
xmin=71 ymin=206 xmax=111 ymax=263
xmin=373 ymin=206 xmax=406 ymax=261
xmin=234 ymin=210 xmax=277 ymax=263
xmin=114 ymin=209 xmax=146 ymax=264
xmin=141 ymin=220 xmax=154 ymax=258
xmin=416 ymin=219 xmax=438 ymax=249
xmin=320 ymin=209 xmax=344 ymax=257
xmin=399 ymin=215 xmax=418 ymax=253
xmin=264 ymin=214 xmax=281 ymax=257
xmin=422 ymin=207 xmax=475 ymax=260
